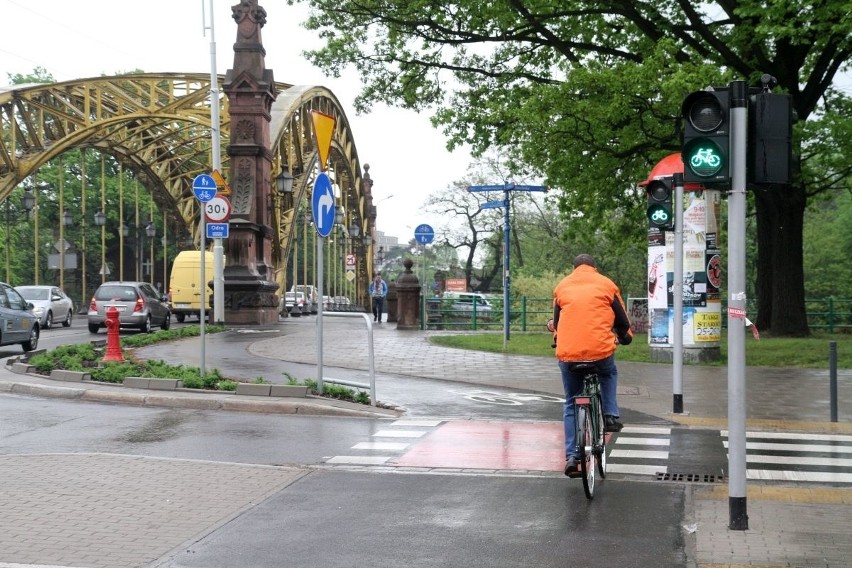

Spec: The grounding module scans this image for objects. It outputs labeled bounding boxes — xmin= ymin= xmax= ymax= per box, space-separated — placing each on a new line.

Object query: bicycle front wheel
xmin=577 ymin=406 xmax=595 ymax=499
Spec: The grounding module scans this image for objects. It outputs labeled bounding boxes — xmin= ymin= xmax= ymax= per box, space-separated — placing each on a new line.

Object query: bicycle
xmin=569 ymin=362 xmax=607 ymax=499
xmin=547 ymin=319 xmax=607 ymax=499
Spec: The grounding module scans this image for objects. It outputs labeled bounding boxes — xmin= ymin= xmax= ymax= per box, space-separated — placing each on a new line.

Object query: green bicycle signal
xmin=648 ymin=205 xmax=671 ymax=224
xmin=645 ymin=178 xmax=674 ymax=230
xmin=685 ymin=141 xmax=725 ymax=177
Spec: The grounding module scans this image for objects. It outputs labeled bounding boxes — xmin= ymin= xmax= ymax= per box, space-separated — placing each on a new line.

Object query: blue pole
xmin=503 ymin=188 xmax=510 ymax=346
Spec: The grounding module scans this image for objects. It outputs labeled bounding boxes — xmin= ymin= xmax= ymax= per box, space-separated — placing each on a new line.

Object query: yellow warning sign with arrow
xmin=311 ymin=110 xmax=336 ymax=172
xmin=211 ymin=169 xmax=231 ymax=196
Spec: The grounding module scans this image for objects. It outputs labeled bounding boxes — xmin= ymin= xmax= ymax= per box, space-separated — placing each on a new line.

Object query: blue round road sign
xmin=192 ymin=174 xmax=217 ymax=203
xmin=414 ymin=224 xmax=434 ymax=245
xmin=312 ymin=172 xmax=336 ymax=238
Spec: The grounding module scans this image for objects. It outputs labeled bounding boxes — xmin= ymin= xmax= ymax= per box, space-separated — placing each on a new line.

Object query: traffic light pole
xmin=672 ymin=173 xmax=684 ymax=414
xmin=727 ymin=79 xmax=749 ymax=530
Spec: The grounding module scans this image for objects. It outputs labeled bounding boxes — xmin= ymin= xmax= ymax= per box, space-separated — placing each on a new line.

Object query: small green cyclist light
xmin=645 ymin=178 xmax=674 ymax=230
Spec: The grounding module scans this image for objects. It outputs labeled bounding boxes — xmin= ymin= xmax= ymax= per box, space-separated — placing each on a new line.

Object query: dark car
xmin=0 ymin=281 xmax=40 ymax=352
xmin=87 ymin=281 xmax=171 ymax=334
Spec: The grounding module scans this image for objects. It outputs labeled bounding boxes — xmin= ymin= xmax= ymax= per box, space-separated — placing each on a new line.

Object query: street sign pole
xmin=468 ymin=183 xmax=547 ymax=349
xmin=192 ymin=174 xmax=216 ymax=379
xmin=502 ymin=188 xmax=510 ymax=349
xmin=316 ymin=234 xmax=324 ymax=395
xmin=312 ymin=172 xmax=336 ymax=396
xmin=413 ymin=224 xmax=436 ymax=309
xmin=204 ymin=0 xmax=225 ymax=326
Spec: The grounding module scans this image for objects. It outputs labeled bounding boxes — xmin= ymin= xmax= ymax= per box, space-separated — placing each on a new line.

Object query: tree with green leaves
xmin=295 ymin=0 xmax=851 ymax=336
xmin=423 ymin=179 xmax=502 ymax=290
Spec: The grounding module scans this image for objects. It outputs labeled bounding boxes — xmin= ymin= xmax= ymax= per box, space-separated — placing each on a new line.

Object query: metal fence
xmin=421 ymin=295 xmax=852 ymax=333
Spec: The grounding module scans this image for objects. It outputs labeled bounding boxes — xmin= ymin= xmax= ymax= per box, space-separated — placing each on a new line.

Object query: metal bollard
xmin=829 ymin=341 xmax=838 ymax=422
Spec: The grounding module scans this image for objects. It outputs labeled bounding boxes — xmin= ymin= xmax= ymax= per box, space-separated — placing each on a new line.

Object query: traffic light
xmin=681 ymin=88 xmax=731 ymax=185
xmin=646 ymin=177 xmax=674 ymax=230
xmin=748 ymin=92 xmax=792 ymax=185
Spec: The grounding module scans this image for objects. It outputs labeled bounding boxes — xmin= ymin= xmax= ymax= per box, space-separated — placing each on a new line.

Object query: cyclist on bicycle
xmin=551 ymin=253 xmax=633 ymax=477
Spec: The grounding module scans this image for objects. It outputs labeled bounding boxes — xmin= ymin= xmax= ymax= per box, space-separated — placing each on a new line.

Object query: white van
xmin=443 ymin=291 xmax=493 ymax=314
xmin=169 ymin=251 xmax=214 ymax=322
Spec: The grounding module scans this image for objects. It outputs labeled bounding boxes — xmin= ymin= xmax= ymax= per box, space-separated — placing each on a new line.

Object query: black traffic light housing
xmin=748 ymin=91 xmax=792 ymax=185
xmin=646 ymin=177 xmax=674 ymax=230
xmin=681 ymin=88 xmax=731 ymax=185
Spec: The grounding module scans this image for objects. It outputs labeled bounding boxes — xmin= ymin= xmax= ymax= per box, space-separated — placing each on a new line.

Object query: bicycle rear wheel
xmin=595 ymin=395 xmax=607 ymax=479
xmin=577 ymin=406 xmax=595 ymax=499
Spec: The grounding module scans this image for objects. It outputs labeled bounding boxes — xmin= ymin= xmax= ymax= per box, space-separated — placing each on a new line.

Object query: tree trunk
xmin=753 ymin=182 xmax=809 ymax=336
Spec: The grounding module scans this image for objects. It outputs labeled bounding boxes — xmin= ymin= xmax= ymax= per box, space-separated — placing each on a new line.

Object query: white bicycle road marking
xmin=450 ymin=389 xmax=565 ymax=405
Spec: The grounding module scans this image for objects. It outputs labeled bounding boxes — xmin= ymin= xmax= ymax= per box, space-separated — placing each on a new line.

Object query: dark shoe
xmin=605 ymin=415 xmax=623 ymax=432
xmin=564 ymin=456 xmax=582 ymax=478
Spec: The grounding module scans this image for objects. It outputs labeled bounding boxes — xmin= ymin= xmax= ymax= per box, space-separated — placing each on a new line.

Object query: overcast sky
xmin=0 ymin=0 xmax=472 ymax=243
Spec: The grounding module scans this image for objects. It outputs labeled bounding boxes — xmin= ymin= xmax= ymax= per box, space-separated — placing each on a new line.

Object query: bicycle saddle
xmin=568 ymin=362 xmax=597 ymax=373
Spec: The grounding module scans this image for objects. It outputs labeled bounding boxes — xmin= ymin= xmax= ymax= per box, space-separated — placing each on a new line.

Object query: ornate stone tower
xmin=222 ymin=0 xmax=279 ymax=324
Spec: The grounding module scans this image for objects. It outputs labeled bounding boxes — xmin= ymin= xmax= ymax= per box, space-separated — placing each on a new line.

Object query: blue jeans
xmin=558 ymin=355 xmax=620 ymax=458
xmin=372 ymin=297 xmax=385 ymax=321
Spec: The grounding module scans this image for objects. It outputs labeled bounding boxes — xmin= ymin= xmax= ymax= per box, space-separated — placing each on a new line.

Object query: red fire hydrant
xmin=103 ymin=306 xmax=125 ymax=362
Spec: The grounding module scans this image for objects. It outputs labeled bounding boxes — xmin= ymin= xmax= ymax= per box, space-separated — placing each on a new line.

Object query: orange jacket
xmin=552 ymin=265 xmax=633 ymax=362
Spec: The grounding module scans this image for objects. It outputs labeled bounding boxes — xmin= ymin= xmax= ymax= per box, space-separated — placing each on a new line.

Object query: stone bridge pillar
xmin=395 ymin=259 xmax=421 ymax=330
xmin=222 ymin=0 xmax=278 ymax=324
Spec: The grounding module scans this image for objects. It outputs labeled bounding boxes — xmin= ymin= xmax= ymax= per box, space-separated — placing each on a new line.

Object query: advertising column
xmin=648 ymin=189 xmax=722 ymax=362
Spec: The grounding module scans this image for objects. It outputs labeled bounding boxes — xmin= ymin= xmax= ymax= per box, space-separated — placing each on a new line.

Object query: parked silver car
xmin=279 ymin=291 xmax=307 ymax=315
xmin=87 ymin=281 xmax=171 ymax=334
xmin=15 ymin=285 xmax=74 ymax=329
xmin=0 ymin=281 xmax=39 ymax=352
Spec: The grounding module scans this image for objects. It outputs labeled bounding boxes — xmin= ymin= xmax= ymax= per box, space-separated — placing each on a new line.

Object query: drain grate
xmin=655 ymin=472 xmax=725 ymax=483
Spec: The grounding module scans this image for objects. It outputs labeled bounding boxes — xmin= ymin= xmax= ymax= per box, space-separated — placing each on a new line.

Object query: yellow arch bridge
xmin=0 ymin=73 xmax=378 ymax=312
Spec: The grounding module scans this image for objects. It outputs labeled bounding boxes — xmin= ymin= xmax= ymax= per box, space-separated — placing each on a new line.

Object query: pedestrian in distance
xmin=551 ymin=253 xmax=633 ymax=478
xmin=369 ymin=273 xmax=388 ymax=323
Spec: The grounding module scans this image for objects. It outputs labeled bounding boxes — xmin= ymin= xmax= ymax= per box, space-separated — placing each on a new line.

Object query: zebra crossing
xmin=607 ymin=425 xmax=672 ymax=476
xmin=721 ymin=430 xmax=852 ymax=483
xmin=324 ymin=420 xmax=852 ymax=484
xmin=325 ymin=419 xmax=445 ymax=466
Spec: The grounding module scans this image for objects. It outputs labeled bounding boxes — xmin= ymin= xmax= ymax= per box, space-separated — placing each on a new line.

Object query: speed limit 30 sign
xmin=204 ymin=196 xmax=232 ymax=223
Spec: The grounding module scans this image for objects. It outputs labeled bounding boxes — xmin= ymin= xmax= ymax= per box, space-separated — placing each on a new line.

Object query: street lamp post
xmin=333 ymin=207 xmax=345 ymax=301
xmin=362 ymin=234 xmax=372 ymax=307
xmin=147 ymin=222 xmax=156 ymax=286
xmin=60 ymin=207 xmax=73 ymax=290
xmin=121 ymin=223 xmax=130 ymax=280
xmin=348 ymin=223 xmax=360 ymax=304
xmin=275 ymin=168 xmax=295 ymax=309
xmin=302 ymin=210 xmax=308 ymax=303
xmin=375 ymin=246 xmax=385 ymax=272
xmin=94 ymin=209 xmax=107 ymax=285
xmin=161 ymin=232 xmax=168 ymax=293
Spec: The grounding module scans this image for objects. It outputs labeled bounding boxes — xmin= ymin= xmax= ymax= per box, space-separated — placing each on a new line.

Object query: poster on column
xmin=647 ymin=247 xmax=670 ymax=345
xmin=667 ymin=247 xmax=708 ymax=308
xmin=694 ymin=250 xmax=723 ymax=342
xmin=647 ymin=189 xmax=722 ymax=348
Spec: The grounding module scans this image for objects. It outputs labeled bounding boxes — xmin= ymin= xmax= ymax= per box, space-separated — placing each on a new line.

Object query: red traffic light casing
xmin=681 ymin=89 xmax=731 ymax=185
xmin=748 ymin=92 xmax=792 ymax=185
xmin=646 ymin=177 xmax=674 ymax=230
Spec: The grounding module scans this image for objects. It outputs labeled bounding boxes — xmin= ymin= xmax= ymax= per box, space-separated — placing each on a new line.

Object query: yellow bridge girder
xmin=0 ymin=73 xmax=374 ymax=302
